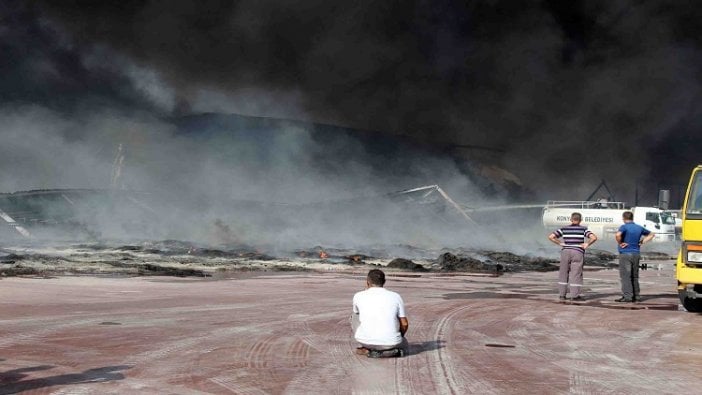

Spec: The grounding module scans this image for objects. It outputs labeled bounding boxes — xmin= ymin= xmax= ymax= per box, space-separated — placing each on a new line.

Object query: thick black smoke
xmin=4 ymin=0 xmax=702 ymax=205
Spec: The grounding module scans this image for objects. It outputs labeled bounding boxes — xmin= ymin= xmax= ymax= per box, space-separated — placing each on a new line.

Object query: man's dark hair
xmin=571 ymin=212 xmax=582 ymax=222
xmin=367 ymin=269 xmax=386 ymax=286
xmin=623 ymin=211 xmax=634 ymax=220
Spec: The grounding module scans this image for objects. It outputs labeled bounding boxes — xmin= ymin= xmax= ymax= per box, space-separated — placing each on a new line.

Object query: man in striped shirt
xmin=548 ymin=212 xmax=598 ymax=301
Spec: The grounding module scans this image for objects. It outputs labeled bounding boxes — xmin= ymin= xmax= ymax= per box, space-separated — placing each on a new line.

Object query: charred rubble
xmin=0 ymin=240 xmax=637 ymax=278
xmin=434 ymin=251 xmax=558 ymax=273
xmin=386 ymin=258 xmax=429 ymax=272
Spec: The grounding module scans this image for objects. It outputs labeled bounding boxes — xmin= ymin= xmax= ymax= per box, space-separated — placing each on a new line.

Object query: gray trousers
xmin=351 ymin=313 xmax=408 ymax=351
xmin=619 ymin=253 xmax=641 ymax=300
xmin=558 ymin=249 xmax=584 ymax=298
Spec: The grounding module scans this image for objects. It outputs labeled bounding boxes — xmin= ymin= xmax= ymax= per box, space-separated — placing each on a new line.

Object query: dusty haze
xmin=1 ymin=1 xmax=700 ymax=249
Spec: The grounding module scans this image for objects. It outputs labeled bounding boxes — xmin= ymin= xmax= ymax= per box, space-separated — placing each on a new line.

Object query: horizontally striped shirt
xmin=553 ymin=225 xmax=593 ymax=253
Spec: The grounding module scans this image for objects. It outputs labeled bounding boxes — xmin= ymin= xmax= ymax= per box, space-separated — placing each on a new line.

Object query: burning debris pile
xmin=436 ymin=253 xmax=501 ymax=273
xmin=112 ymin=240 xmax=277 ymax=261
xmin=0 ymin=185 xmax=663 ymax=280
xmin=434 ymin=251 xmax=560 ymax=273
xmin=585 ymin=249 xmax=618 ymax=268
xmin=0 ymin=240 xmax=627 ymax=278
xmin=387 ymin=258 xmax=429 ymax=272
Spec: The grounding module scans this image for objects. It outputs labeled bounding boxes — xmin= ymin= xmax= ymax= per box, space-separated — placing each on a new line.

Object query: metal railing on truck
xmin=545 ymin=200 xmax=626 ymax=209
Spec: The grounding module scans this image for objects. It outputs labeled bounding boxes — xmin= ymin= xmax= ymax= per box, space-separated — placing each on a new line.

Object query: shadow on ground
xmin=408 ymin=340 xmax=446 ymax=356
xmin=0 ymin=365 xmax=130 ymax=395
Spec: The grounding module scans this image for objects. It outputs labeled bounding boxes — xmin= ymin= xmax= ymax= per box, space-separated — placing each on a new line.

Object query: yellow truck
xmin=677 ymin=165 xmax=702 ymax=311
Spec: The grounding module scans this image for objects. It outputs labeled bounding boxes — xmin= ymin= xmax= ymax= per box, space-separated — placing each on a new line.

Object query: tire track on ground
xmin=0 ymin=318 xmax=100 ymax=348
xmin=429 ymin=304 xmax=498 ymax=395
xmin=209 ymin=375 xmax=268 ymax=395
xmin=463 ymin=303 xmax=563 ymax=393
xmin=394 ymin=319 xmax=433 ymax=395
xmin=284 ymin=317 xmax=388 ymax=394
xmin=246 ymin=334 xmax=278 ymax=369
xmin=123 ymin=309 xmax=347 ymax=368
xmin=184 ymin=316 xmax=321 ymax=393
xmin=123 ymin=324 xmax=250 ymax=365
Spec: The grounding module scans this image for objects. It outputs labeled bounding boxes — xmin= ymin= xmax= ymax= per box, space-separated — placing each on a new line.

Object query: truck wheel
xmin=678 ymin=290 xmax=702 ymax=312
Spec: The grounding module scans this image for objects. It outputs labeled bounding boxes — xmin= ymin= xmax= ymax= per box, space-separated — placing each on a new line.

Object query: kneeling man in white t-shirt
xmin=352 ymin=269 xmax=409 ymax=357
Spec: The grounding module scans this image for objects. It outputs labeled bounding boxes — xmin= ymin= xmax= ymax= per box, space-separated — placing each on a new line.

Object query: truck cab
xmin=676 ymin=165 xmax=702 ymax=311
xmin=638 ymin=208 xmax=677 ymax=242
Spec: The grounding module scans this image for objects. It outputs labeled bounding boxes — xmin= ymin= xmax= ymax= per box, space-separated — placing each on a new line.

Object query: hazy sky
xmin=2 ymin=0 xmax=701 ymax=205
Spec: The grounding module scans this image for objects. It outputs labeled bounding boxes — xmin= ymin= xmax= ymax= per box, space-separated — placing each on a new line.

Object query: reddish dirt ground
xmin=1 ymin=262 xmax=701 ymax=394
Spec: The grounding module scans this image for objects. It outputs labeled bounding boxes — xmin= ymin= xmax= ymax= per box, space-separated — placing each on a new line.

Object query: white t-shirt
xmin=353 ymin=287 xmax=406 ymax=346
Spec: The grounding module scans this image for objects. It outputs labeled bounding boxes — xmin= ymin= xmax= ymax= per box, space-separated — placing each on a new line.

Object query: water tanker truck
xmin=542 ymin=200 xmax=676 ymax=243
xmin=676 ymin=165 xmax=702 ymax=312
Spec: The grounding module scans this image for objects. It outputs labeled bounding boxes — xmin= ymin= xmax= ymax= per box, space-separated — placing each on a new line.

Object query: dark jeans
xmin=619 ymin=253 xmax=641 ymax=300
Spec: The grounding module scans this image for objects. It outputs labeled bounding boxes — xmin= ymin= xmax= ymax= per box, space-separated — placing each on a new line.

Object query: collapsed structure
xmin=0 ymin=184 xmax=480 ymax=241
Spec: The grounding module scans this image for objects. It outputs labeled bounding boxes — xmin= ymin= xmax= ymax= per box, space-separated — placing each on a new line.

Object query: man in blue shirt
xmin=615 ymin=211 xmax=655 ymax=302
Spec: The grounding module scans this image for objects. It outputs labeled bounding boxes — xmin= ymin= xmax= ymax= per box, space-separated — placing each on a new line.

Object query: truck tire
xmin=678 ymin=290 xmax=702 ymax=312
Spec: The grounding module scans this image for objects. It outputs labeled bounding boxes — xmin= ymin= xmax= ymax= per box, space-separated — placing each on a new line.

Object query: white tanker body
xmin=542 ymin=201 xmax=676 ymax=242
